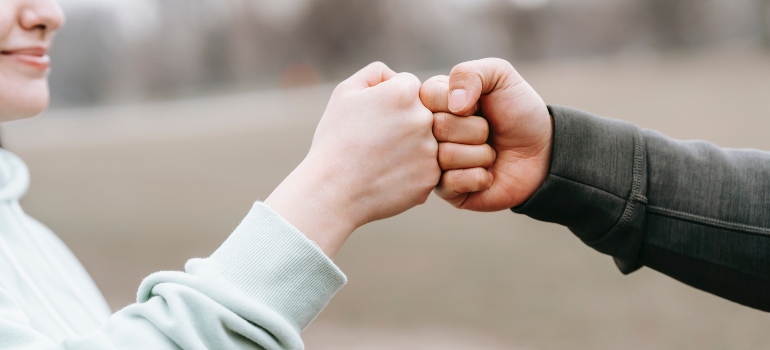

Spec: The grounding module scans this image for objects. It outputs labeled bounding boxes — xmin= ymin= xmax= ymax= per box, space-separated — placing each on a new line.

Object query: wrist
xmin=532 ymin=113 xmax=554 ymax=196
xmin=516 ymin=112 xmax=554 ymax=206
xmin=264 ymin=156 xmax=360 ymax=258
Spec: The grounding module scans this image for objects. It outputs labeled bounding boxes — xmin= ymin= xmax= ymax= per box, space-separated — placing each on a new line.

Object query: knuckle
xmin=451 ymin=61 xmax=474 ymax=76
xmin=433 ymin=113 xmax=452 ymax=140
xmin=422 ymin=75 xmax=445 ymax=88
xmin=450 ymin=65 xmax=475 ymax=83
xmin=422 ymin=75 xmax=447 ymax=90
xmin=424 ymin=138 xmax=439 ymax=157
xmin=368 ymin=61 xmax=388 ymax=70
xmin=419 ymin=82 xmax=432 ymax=103
xmin=483 ymin=145 xmax=497 ymax=166
xmin=401 ymin=72 xmax=420 ymax=84
xmin=451 ymin=168 xmax=483 ymax=193
xmin=408 ymin=105 xmax=433 ymax=131
xmin=401 ymin=73 xmax=422 ymax=95
xmin=438 ymin=143 xmax=455 ymax=168
xmin=392 ymin=77 xmax=420 ymax=101
xmin=445 ymin=170 xmax=462 ymax=188
xmin=482 ymin=57 xmax=515 ymax=75
xmin=438 ymin=176 xmax=454 ymax=195
xmin=474 ymin=117 xmax=490 ymax=141
xmin=489 ymin=57 xmax=512 ymax=69
xmin=451 ymin=172 xmax=473 ymax=193
xmin=473 ymin=168 xmax=488 ymax=187
xmin=488 ymin=58 xmax=520 ymax=84
xmin=419 ymin=75 xmax=449 ymax=112
xmin=418 ymin=105 xmax=434 ymax=126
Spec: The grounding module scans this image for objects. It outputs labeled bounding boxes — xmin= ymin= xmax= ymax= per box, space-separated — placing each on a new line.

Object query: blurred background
xmin=3 ymin=0 xmax=770 ymax=348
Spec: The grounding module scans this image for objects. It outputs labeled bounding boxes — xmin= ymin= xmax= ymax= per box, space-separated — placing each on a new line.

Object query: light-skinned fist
xmin=421 ymin=58 xmax=552 ymax=212
xmin=266 ymin=62 xmax=440 ymax=257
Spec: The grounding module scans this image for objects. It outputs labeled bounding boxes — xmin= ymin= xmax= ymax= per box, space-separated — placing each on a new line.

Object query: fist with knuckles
xmin=266 ymin=58 xmax=552 ymax=257
xmin=421 ymin=58 xmax=554 ymax=212
xmin=266 ymin=62 xmax=441 ymax=257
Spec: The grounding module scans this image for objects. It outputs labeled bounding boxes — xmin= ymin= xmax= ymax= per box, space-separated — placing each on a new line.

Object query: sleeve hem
xmin=207 ymin=202 xmax=346 ymax=331
xmin=513 ymin=105 xmax=648 ymax=273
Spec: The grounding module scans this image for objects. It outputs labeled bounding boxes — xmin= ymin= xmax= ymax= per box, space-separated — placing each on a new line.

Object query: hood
xmin=0 ymin=148 xmax=29 ymax=202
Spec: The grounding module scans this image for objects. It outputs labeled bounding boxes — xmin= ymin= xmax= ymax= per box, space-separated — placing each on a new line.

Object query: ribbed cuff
xmin=513 ymin=105 xmax=648 ymax=273
xmin=208 ymin=202 xmax=346 ymax=331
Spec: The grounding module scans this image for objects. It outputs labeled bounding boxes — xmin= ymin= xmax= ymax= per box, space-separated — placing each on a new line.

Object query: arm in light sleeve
xmin=0 ymin=202 xmax=346 ymax=350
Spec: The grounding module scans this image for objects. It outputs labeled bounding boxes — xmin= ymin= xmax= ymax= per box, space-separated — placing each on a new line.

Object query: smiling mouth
xmin=0 ymin=49 xmax=51 ymax=70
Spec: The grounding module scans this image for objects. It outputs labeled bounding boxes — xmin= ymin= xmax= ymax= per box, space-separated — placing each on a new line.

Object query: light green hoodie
xmin=0 ymin=148 xmax=346 ymax=349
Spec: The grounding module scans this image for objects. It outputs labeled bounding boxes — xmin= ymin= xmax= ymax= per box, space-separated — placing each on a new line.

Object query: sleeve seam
xmin=548 ymin=173 xmax=626 ymax=201
xmin=617 ymin=128 xmax=649 ymax=225
xmin=584 ymin=128 xmax=648 ymax=246
xmin=548 ymin=125 xmax=648 ymax=208
xmin=647 ymin=205 xmax=770 ymax=237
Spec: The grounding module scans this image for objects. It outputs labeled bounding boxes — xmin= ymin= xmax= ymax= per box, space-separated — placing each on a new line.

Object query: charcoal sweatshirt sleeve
xmin=513 ymin=105 xmax=770 ymax=311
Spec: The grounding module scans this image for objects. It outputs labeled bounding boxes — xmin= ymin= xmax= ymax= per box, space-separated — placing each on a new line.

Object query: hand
xmin=420 ymin=58 xmax=552 ymax=212
xmin=266 ymin=62 xmax=440 ymax=257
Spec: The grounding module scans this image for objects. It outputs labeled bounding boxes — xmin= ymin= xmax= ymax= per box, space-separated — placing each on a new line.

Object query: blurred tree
xmin=224 ymin=7 xmax=313 ymax=88
xmin=761 ymin=0 xmax=770 ymax=49
xmin=504 ymin=4 xmax=551 ymax=61
xmin=49 ymin=8 xmax=113 ymax=106
xmin=46 ymin=0 xmax=766 ymax=108
xmin=644 ymin=0 xmax=710 ymax=49
xmin=218 ymin=10 xmax=276 ymax=86
xmin=294 ymin=0 xmax=385 ymax=77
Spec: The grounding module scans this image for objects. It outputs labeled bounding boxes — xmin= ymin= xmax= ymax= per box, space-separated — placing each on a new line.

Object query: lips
xmin=1 ymin=47 xmax=51 ymax=70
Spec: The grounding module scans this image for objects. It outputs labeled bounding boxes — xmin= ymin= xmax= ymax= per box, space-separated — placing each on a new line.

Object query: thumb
xmin=341 ymin=61 xmax=398 ymax=91
xmin=447 ymin=58 xmax=521 ymax=116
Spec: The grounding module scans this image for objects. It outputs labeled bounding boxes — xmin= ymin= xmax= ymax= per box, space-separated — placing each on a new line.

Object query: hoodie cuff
xmin=208 ymin=202 xmax=346 ymax=331
xmin=513 ymin=105 xmax=648 ymax=273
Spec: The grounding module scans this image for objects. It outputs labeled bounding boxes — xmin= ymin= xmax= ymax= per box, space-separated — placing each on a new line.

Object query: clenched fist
xmin=266 ymin=62 xmax=440 ymax=257
xmin=421 ymin=58 xmax=553 ymax=212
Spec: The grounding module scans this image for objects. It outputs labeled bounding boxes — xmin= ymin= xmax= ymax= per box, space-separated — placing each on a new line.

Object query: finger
xmin=420 ymin=75 xmax=481 ymax=114
xmin=434 ymin=168 xmax=494 ymax=205
xmin=374 ymin=71 xmax=422 ymax=99
xmin=438 ymin=143 xmax=496 ymax=170
xmin=420 ymin=75 xmax=450 ymax=113
xmin=433 ymin=113 xmax=489 ymax=144
xmin=447 ymin=58 xmax=521 ymax=115
xmin=342 ymin=61 xmax=398 ymax=90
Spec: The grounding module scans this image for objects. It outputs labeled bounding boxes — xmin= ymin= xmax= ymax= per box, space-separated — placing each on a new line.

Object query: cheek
xmin=0 ymin=10 xmax=13 ymax=41
xmin=0 ymin=6 xmax=50 ymax=121
xmin=0 ymin=73 xmax=50 ymax=121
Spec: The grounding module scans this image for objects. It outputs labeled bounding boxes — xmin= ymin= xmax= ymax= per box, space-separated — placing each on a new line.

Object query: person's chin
xmin=0 ymin=78 xmax=50 ymax=122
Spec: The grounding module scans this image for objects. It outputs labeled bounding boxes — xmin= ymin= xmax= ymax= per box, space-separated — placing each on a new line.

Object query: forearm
xmin=0 ymin=61 xmax=436 ymax=349
xmin=638 ymin=129 xmax=770 ymax=309
xmin=514 ymin=105 xmax=770 ymax=310
xmin=264 ymin=156 xmax=359 ymax=258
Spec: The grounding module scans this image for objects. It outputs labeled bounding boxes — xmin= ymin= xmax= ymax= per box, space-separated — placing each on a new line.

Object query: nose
xmin=19 ymin=0 xmax=65 ymax=35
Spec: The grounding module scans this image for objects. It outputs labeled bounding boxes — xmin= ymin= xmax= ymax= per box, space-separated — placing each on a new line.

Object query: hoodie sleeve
xmin=513 ymin=105 xmax=770 ymax=311
xmin=0 ymin=202 xmax=346 ymax=350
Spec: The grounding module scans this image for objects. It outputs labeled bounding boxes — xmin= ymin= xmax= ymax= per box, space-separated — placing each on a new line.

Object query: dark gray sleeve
xmin=513 ymin=105 xmax=770 ymax=311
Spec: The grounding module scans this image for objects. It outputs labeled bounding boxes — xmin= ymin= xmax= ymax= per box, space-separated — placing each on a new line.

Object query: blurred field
xmin=4 ymin=49 xmax=770 ymax=349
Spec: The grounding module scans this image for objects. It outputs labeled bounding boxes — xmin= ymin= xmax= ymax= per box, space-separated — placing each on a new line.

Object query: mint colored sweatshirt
xmin=0 ymin=148 xmax=346 ymax=349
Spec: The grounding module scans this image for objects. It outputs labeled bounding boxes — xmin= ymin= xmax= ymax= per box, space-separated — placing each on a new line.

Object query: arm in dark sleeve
xmin=513 ymin=105 xmax=770 ymax=311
